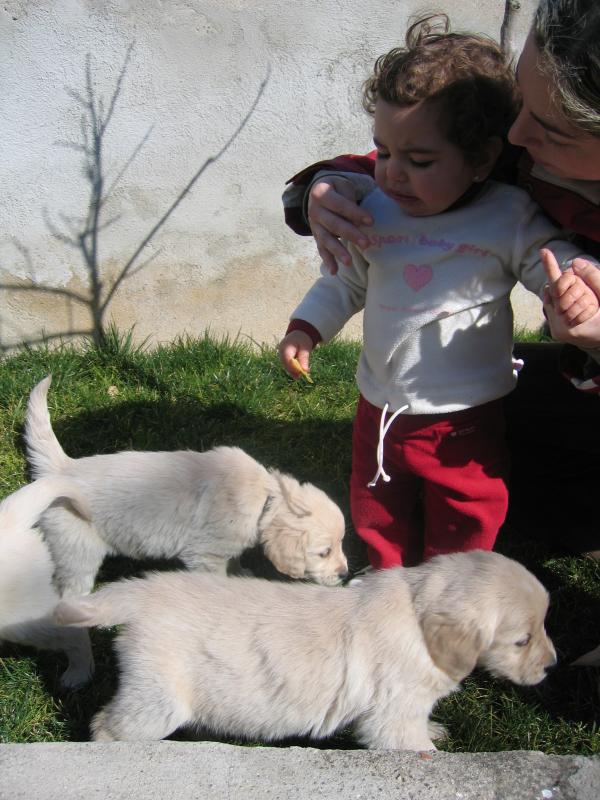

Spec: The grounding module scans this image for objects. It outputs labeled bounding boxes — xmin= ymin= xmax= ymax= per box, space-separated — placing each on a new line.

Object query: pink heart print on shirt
xmin=403 ymin=263 xmax=432 ymax=291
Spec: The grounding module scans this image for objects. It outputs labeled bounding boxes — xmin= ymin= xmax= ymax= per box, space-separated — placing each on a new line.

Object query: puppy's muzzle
xmin=544 ymin=650 xmax=558 ymax=673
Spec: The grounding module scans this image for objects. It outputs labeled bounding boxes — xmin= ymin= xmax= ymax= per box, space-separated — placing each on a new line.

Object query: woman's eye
xmin=375 ymin=150 xmax=390 ymax=160
xmin=516 ymin=634 xmax=532 ymax=647
xmin=410 ymin=159 xmax=434 ymax=168
xmin=544 ymin=132 xmax=570 ymax=148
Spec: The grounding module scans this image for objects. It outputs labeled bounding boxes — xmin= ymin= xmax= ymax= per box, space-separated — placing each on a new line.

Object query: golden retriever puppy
xmin=54 ymin=550 xmax=556 ymax=746
xmin=0 ymin=477 xmax=94 ymax=688
xmin=25 ymin=376 xmax=347 ymax=596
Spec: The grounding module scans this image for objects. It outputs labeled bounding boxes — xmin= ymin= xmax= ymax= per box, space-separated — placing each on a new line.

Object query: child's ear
xmin=474 ymin=136 xmax=503 ymax=182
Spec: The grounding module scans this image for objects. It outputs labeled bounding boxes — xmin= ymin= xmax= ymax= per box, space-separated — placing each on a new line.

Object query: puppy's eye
xmin=319 ymin=548 xmax=332 ymax=558
xmin=516 ymin=634 xmax=531 ymax=647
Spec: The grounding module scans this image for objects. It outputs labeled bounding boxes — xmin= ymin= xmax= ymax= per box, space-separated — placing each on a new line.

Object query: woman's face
xmin=508 ymin=32 xmax=600 ymax=181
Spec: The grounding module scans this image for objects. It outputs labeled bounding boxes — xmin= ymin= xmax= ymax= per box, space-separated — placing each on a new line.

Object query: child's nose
xmin=387 ymin=158 xmax=408 ymax=183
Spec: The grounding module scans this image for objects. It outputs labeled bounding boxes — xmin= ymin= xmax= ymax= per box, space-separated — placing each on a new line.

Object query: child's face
xmin=373 ymin=99 xmax=480 ymax=216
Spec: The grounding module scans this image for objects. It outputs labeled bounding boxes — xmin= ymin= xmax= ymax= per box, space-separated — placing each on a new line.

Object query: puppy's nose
xmin=338 ymin=570 xmax=349 ymax=582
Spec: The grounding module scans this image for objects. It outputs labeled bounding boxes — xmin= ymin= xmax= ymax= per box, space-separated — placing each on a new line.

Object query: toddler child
xmin=278 ymin=15 xmax=598 ymax=569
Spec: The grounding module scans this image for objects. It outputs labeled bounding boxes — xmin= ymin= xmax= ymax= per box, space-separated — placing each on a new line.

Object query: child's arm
xmin=541 ymin=248 xmax=600 ymax=327
xmin=278 ymin=238 xmax=370 ymax=379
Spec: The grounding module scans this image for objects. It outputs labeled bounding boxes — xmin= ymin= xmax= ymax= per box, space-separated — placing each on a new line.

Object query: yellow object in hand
xmin=290 ymin=357 xmax=313 ymax=383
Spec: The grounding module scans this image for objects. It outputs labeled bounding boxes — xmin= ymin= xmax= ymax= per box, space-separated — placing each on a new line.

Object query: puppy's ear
xmin=273 ymin=472 xmax=311 ymax=518
xmin=421 ymin=611 xmax=483 ymax=682
xmin=263 ymin=531 xmax=307 ymax=579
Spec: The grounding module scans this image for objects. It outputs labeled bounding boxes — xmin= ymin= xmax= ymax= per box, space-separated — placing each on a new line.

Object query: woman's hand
xmin=308 ymin=177 xmax=373 ymax=274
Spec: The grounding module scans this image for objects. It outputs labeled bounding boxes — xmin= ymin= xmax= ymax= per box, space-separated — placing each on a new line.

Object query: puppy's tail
xmin=0 ymin=476 xmax=91 ymax=534
xmin=24 ymin=375 xmax=72 ymax=478
xmin=54 ymin=580 xmax=141 ymax=629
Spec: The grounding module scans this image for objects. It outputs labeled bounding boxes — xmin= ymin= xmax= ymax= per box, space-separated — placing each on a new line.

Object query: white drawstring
xmin=367 ymin=402 xmax=410 ymax=487
xmin=512 ymin=357 xmax=524 ymax=377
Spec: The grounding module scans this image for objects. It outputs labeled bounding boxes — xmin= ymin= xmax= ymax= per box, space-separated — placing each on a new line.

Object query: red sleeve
xmin=516 ymin=153 xmax=600 ymax=246
xmin=285 ymin=319 xmax=323 ymax=348
xmin=284 ymin=152 xmax=377 ymax=236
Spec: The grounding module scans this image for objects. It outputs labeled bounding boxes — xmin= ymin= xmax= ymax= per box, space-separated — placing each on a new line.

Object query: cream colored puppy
xmin=25 ymin=376 xmax=347 ymax=596
xmin=0 ymin=477 xmax=94 ymax=688
xmin=55 ymin=550 xmax=556 ymax=746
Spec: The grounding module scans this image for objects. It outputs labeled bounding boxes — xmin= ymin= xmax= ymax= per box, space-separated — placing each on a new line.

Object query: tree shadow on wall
xmin=0 ymin=45 xmax=270 ymax=352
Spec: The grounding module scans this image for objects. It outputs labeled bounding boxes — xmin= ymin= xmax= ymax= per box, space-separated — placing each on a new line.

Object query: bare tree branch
xmin=2 ymin=47 xmax=270 ymax=351
xmin=102 ymin=65 xmax=272 ymax=310
xmin=0 ymin=282 xmax=90 ymax=305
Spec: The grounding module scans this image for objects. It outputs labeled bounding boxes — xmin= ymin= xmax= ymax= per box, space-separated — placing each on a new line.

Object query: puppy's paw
xmin=59 ymin=658 xmax=95 ymax=690
xmin=427 ymin=720 xmax=448 ymax=742
xmin=91 ymin=709 xmax=116 ymax=741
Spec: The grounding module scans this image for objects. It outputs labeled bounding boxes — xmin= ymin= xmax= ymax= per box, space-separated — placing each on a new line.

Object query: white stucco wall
xmin=0 ymin=0 xmax=540 ymax=351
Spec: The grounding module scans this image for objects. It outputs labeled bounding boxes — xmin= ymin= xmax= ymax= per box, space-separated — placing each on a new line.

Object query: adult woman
xmin=283 ymin=0 xmax=600 ymax=556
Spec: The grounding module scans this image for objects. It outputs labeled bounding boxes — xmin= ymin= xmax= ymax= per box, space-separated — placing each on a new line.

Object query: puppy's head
xmin=260 ymin=472 xmax=348 ymax=586
xmin=409 ymin=550 xmax=556 ymax=685
xmin=476 ymin=557 xmax=556 ymax=686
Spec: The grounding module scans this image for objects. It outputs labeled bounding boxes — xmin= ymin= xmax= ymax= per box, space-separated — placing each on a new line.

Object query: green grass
xmin=0 ymin=331 xmax=598 ymax=753
xmin=513 ymin=324 xmax=552 ymax=344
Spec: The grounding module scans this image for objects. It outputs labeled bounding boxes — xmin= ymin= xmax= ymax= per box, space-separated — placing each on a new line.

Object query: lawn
xmin=0 ymin=331 xmax=598 ymax=752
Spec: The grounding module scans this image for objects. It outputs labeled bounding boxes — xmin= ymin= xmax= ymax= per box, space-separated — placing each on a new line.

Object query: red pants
xmin=350 ymin=396 xmax=509 ymax=568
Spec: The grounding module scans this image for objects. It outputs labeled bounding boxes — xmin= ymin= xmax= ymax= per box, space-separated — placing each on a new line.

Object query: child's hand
xmin=541 ymin=248 xmax=600 ymax=327
xmin=278 ymin=331 xmax=314 ymax=380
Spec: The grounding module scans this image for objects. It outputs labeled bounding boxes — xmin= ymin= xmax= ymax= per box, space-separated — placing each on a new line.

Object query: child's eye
xmin=410 ymin=158 xmax=434 ymax=168
xmin=375 ymin=150 xmax=390 ymax=160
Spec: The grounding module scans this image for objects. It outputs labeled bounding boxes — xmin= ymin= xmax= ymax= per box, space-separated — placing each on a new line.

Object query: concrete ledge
xmin=1 ymin=742 xmax=599 ymax=800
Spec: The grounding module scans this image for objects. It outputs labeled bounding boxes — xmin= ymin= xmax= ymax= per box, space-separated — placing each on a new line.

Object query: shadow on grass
xmin=492 ymin=520 xmax=600 ymax=737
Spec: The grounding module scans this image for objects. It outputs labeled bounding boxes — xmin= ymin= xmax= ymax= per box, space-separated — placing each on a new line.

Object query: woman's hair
xmin=362 ymin=14 xmax=519 ymax=165
xmin=533 ymin=0 xmax=600 ymax=136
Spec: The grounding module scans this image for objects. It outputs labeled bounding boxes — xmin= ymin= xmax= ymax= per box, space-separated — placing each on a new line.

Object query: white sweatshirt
xmin=291 ymin=180 xmax=589 ymax=414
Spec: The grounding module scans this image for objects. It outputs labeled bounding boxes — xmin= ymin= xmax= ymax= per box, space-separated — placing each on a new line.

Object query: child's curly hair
xmin=362 ymin=14 xmax=519 ymax=165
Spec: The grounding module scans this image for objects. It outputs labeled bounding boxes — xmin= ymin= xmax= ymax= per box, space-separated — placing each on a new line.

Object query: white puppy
xmin=25 ymin=376 xmax=348 ymax=595
xmin=0 ymin=477 xmax=94 ymax=688
xmin=54 ymin=550 xmax=556 ymax=746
